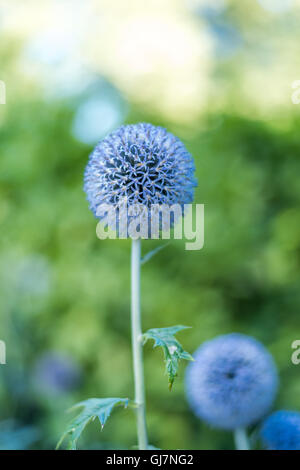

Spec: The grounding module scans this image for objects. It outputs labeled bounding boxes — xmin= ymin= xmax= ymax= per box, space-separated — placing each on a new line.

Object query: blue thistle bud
xmin=185 ymin=334 xmax=278 ymax=430
xmin=260 ymin=410 xmax=300 ymax=450
xmin=83 ymin=123 xmax=197 ymax=229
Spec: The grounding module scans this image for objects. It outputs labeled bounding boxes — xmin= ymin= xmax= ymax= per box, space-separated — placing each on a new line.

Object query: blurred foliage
xmin=1 ymin=0 xmax=300 ymax=450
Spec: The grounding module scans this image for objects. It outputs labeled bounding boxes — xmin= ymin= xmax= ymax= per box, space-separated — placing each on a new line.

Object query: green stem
xmin=131 ymin=238 xmax=148 ymax=449
xmin=234 ymin=428 xmax=250 ymax=450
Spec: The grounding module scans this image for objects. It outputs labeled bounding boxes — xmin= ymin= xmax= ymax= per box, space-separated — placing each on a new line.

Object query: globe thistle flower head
xmin=33 ymin=353 xmax=81 ymax=395
xmin=185 ymin=333 xmax=278 ymax=430
xmin=83 ymin=123 xmax=197 ymax=235
xmin=260 ymin=411 xmax=300 ymax=450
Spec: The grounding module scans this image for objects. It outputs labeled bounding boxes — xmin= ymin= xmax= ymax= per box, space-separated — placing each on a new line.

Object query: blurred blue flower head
xmin=72 ymin=81 xmax=128 ymax=145
xmin=185 ymin=333 xmax=278 ymax=430
xmin=83 ymin=123 xmax=197 ymax=223
xmin=260 ymin=410 xmax=300 ymax=450
xmin=33 ymin=353 xmax=81 ymax=395
xmin=72 ymin=96 xmax=125 ymax=145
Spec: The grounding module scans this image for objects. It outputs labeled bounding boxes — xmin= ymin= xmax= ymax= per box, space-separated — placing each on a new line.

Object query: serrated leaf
xmin=57 ymin=397 xmax=129 ymax=450
xmin=143 ymin=325 xmax=193 ymax=390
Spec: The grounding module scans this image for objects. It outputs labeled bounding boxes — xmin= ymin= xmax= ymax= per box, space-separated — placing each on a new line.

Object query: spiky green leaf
xmin=143 ymin=325 xmax=193 ymax=390
xmin=57 ymin=397 xmax=129 ymax=450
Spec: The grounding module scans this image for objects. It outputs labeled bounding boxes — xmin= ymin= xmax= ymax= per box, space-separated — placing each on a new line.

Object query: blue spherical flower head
xmin=33 ymin=353 xmax=81 ymax=395
xmin=260 ymin=410 xmax=300 ymax=450
xmin=185 ymin=334 xmax=278 ymax=430
xmin=84 ymin=123 xmax=197 ymax=236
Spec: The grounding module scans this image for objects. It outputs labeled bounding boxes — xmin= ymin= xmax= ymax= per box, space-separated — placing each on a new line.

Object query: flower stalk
xmin=234 ymin=428 xmax=250 ymax=450
xmin=131 ymin=238 xmax=148 ymax=449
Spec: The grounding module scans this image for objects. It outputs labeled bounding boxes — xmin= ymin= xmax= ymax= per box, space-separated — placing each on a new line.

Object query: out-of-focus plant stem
xmin=234 ymin=428 xmax=250 ymax=450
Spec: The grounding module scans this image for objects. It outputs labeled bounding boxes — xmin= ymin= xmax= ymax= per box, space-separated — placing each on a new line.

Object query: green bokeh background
xmin=0 ymin=0 xmax=300 ymax=450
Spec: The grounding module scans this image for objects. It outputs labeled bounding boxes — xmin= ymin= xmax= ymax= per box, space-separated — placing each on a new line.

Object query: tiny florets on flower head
xmin=185 ymin=333 xmax=278 ymax=430
xmin=83 ymin=123 xmax=197 ymax=235
xmin=260 ymin=410 xmax=300 ymax=450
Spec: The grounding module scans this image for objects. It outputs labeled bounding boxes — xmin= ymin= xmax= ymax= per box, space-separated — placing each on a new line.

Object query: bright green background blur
xmin=0 ymin=0 xmax=300 ymax=450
